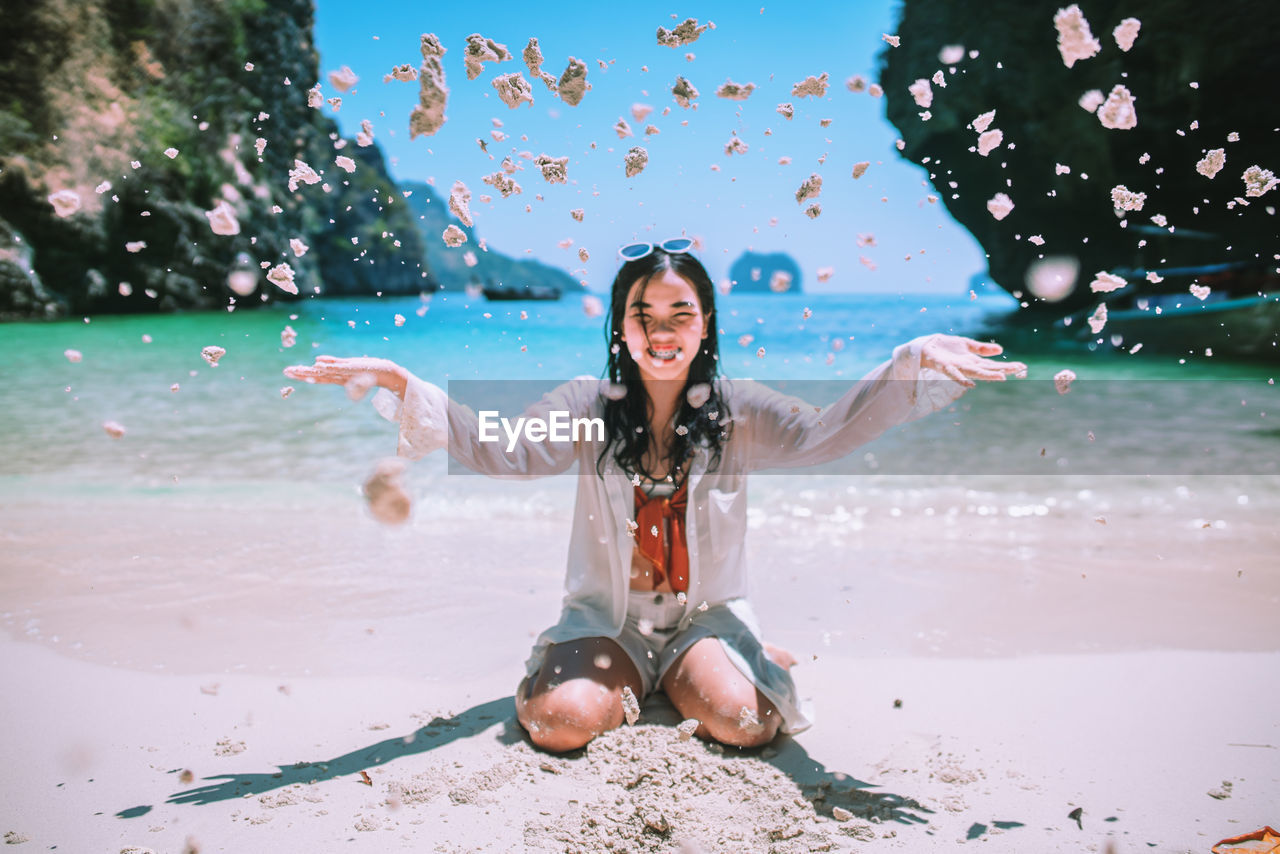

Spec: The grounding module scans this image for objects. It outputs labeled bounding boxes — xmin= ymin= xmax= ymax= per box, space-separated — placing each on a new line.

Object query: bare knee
xmin=517 ymin=678 xmax=623 ymax=753
xmin=699 ymin=695 xmax=781 ymax=749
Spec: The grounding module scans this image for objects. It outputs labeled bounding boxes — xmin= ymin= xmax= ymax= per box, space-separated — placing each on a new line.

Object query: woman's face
xmin=621 ymin=267 xmax=709 ymax=383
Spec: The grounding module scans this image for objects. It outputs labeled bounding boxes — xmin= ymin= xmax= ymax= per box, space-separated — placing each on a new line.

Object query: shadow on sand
xmin=143 ymin=693 xmax=1023 ymax=840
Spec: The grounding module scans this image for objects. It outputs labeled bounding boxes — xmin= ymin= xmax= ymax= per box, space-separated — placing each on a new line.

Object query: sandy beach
xmin=2 ymin=479 xmax=1276 ymax=853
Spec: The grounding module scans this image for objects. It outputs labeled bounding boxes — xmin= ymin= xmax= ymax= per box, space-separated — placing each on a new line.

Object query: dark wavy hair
xmin=594 ymin=247 xmax=731 ymax=482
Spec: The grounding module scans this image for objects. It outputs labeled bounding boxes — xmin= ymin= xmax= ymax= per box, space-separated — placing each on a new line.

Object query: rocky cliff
xmin=0 ymin=0 xmax=428 ymax=318
xmin=882 ymin=0 xmax=1280 ymax=313
xmin=400 ymin=181 xmax=583 ymax=295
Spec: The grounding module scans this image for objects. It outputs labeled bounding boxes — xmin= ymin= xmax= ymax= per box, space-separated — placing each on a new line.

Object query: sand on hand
xmin=448 ymin=181 xmax=473 ymax=227
xmin=48 ymin=189 xmax=81 ymax=217
xmin=410 ymin=34 xmax=448 ymax=139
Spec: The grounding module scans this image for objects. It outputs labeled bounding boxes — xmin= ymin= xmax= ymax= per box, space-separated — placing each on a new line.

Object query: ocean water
xmin=3 ymin=289 xmax=1277 ymax=672
xmin=1 ymin=290 xmax=1276 ymax=517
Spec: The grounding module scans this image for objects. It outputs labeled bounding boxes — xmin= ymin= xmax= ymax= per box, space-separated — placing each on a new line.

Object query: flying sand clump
xmin=48 ymin=189 xmax=81 ymax=217
xmin=795 ymin=174 xmax=822 ymax=205
xmin=1097 ymin=85 xmax=1137 ymax=130
xmin=442 ymin=225 xmax=467 ymax=247
xmin=482 ymin=171 xmax=521 ymax=198
xmin=1196 ymin=149 xmax=1225 ymax=179
xmin=463 ymin=34 xmax=511 ymax=80
xmin=1054 ymin=4 xmax=1101 ymax=68
xmin=716 ymin=80 xmax=756 ymax=100
xmin=522 ymin=38 xmax=559 ymax=91
xmin=363 ymin=458 xmax=412 ymax=525
xmin=557 ymin=58 xmax=590 ymax=106
xmin=657 ymin=18 xmax=710 ymax=47
xmin=448 ymin=181 xmax=473 ymax=227
xmin=671 ymin=76 xmax=699 ymax=109
xmin=409 ymin=34 xmax=448 ymax=139
xmin=492 ymin=73 xmax=534 ymax=109
xmin=267 ymin=263 xmax=297 ymax=294
xmin=534 ymin=154 xmax=569 ymax=184
xmin=624 ymin=147 xmax=649 ymax=178
xmin=986 ymin=193 xmax=1015 ymax=220
xmin=791 ymin=73 xmax=829 ymax=99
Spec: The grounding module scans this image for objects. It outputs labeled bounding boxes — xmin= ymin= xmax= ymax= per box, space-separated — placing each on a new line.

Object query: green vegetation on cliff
xmin=0 ymin=0 xmax=428 ymax=317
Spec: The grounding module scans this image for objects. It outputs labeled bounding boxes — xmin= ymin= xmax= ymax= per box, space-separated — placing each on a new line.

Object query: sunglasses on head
xmin=616 ymin=237 xmax=695 ymax=262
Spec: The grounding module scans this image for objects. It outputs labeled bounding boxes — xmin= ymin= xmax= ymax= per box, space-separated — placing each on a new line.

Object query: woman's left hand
xmin=920 ymin=335 xmax=1026 ymax=388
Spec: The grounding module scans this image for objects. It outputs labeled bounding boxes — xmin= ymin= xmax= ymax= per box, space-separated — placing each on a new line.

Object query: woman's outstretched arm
xmin=737 ymin=334 xmax=1025 ymax=472
xmin=284 ymin=356 xmax=587 ymax=478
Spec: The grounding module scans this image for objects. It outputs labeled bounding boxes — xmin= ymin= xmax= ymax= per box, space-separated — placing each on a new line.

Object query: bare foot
xmin=763 ymin=642 xmax=797 ymax=670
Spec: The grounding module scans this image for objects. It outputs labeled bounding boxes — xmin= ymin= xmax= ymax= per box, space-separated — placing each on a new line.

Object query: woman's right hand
xmin=283 ymin=355 xmax=409 ymax=400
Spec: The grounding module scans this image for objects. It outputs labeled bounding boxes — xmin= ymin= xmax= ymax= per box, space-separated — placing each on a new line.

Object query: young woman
xmin=285 ymin=238 xmax=1025 ymax=753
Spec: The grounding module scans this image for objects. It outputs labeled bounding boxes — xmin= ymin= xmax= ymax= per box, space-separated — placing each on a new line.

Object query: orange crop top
xmin=633 ymin=478 xmax=689 ymax=593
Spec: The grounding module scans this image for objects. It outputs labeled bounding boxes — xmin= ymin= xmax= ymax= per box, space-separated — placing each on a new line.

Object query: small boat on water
xmin=1066 ymin=260 xmax=1280 ymax=359
xmin=481 ymin=283 xmax=562 ymax=301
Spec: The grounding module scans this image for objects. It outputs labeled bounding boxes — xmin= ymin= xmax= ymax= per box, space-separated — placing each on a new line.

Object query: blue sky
xmin=311 ymin=1 xmax=989 ymax=294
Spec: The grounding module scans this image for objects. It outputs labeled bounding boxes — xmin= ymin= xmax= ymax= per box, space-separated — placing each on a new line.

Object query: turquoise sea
xmin=2 ymin=288 xmax=1277 ymax=672
xmin=1 ymin=290 xmax=1275 ymax=493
